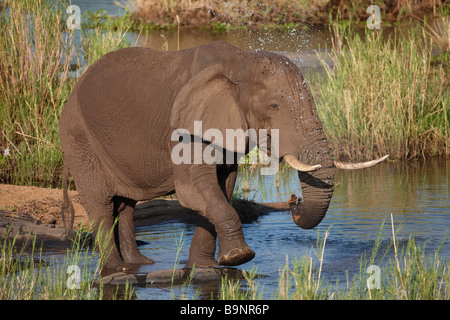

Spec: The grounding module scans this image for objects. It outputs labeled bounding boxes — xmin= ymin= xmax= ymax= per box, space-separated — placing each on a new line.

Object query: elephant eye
xmin=270 ymin=103 xmax=279 ymax=110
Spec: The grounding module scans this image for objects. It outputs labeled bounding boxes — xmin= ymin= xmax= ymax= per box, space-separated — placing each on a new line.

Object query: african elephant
xmin=59 ymin=41 xmax=387 ymax=271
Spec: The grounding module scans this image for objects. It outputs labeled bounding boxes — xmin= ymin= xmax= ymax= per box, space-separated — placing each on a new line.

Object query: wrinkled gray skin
xmin=59 ymin=41 xmax=336 ymax=272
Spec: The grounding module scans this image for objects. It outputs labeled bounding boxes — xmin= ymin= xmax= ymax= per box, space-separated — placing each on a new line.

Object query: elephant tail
xmin=61 ymin=166 xmax=75 ymax=239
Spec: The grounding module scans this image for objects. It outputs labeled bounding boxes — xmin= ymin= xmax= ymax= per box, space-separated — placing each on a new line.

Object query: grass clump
xmin=0 ymin=0 xmax=130 ymax=187
xmin=315 ymin=21 xmax=449 ymax=160
xmin=0 ymin=228 xmax=134 ymax=300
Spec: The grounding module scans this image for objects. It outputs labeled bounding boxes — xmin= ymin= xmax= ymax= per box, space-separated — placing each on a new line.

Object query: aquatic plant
xmin=1 ymin=215 xmax=448 ymax=300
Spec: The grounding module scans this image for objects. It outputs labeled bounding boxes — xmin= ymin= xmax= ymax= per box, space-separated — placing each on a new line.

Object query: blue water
xmin=55 ymin=0 xmax=124 ymax=15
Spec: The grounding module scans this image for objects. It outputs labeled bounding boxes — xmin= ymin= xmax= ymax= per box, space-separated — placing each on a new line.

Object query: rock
xmin=146 ymin=267 xmax=245 ymax=285
xmin=96 ymin=267 xmax=248 ymax=286
xmin=98 ymin=272 xmax=143 ymax=285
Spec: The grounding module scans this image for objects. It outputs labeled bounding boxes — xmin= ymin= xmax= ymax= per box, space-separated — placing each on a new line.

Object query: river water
xmin=44 ymin=1 xmax=450 ymax=299
xmin=132 ymin=158 xmax=449 ymax=299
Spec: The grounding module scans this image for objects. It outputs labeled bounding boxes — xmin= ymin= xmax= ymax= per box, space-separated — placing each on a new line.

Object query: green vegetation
xmin=315 ymin=20 xmax=449 ymax=160
xmin=1 ymin=0 xmax=448 ymax=187
xmin=0 ymin=0 xmax=130 ymax=187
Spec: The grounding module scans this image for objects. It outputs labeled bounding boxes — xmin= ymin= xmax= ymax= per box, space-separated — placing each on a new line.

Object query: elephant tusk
xmin=284 ymin=154 xmax=321 ymax=172
xmin=334 ymin=154 xmax=389 ymax=170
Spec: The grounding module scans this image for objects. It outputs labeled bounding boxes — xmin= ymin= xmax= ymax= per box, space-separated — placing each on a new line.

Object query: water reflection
xmin=330 ymin=158 xmax=449 ymax=239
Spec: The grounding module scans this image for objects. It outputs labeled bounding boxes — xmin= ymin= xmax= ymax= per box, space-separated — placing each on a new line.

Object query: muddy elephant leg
xmin=85 ymin=199 xmax=128 ymax=272
xmin=177 ymin=163 xmax=253 ymax=267
xmin=114 ymin=197 xmax=155 ymax=265
xmin=185 ymin=164 xmax=239 ymax=268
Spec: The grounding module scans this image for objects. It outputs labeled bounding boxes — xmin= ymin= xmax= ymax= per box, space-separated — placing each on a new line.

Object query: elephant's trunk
xmin=287 ymin=156 xmax=335 ymax=229
xmin=285 ymin=153 xmax=389 ymax=229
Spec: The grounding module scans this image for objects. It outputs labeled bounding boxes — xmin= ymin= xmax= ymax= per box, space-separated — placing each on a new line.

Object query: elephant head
xmin=171 ymin=42 xmax=388 ymax=231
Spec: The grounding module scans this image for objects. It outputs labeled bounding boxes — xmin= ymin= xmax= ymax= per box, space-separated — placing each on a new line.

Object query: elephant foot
xmin=218 ymin=246 xmax=255 ymax=266
xmin=102 ymin=260 xmax=131 ymax=274
xmin=126 ymin=254 xmax=155 ymax=265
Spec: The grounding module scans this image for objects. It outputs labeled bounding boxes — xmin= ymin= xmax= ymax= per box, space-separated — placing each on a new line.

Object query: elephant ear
xmin=170 ymin=64 xmax=248 ymax=155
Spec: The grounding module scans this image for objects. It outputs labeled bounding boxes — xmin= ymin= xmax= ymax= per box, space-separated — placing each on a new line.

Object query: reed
xmin=314 ymin=20 xmax=449 ymax=160
xmin=1 ymin=0 xmax=448 ymax=189
xmin=0 ymin=0 xmax=130 ymax=187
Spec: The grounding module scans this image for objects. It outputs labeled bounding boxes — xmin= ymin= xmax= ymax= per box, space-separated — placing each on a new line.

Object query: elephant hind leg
xmin=84 ymin=199 xmax=129 ymax=272
xmin=185 ymin=216 xmax=219 ymax=268
xmin=114 ymin=197 xmax=154 ymax=265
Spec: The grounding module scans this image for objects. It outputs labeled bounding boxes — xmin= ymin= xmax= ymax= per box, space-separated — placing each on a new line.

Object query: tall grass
xmin=315 ymin=21 xmax=449 ymax=160
xmin=0 ymin=0 xmax=130 ymax=187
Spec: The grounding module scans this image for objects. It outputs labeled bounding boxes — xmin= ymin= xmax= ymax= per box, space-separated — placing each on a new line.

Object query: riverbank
xmin=131 ymin=0 xmax=448 ymax=29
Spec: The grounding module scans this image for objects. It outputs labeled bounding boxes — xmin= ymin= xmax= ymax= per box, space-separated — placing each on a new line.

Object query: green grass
xmin=314 ymin=20 xmax=449 ymax=161
xmin=0 ymin=0 xmax=130 ymax=187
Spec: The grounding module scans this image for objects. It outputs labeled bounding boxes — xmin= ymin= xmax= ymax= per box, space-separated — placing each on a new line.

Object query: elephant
xmin=59 ymin=41 xmax=388 ymax=272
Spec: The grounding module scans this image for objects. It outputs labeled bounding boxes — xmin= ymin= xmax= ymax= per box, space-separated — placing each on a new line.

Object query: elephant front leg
xmin=214 ymin=164 xmax=255 ymax=266
xmin=185 ymin=164 xmax=239 ymax=268
xmin=213 ymin=202 xmax=255 ymax=266
xmin=175 ymin=163 xmax=255 ymax=267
